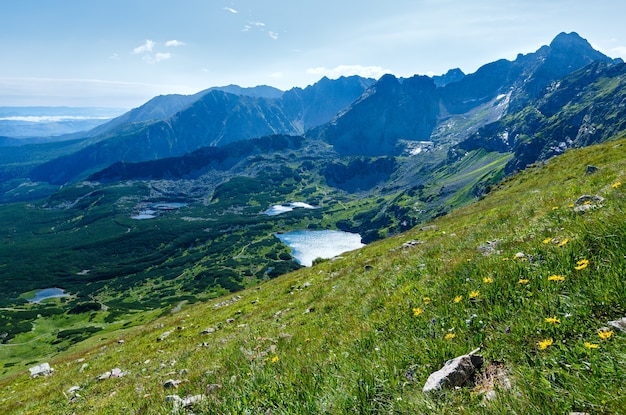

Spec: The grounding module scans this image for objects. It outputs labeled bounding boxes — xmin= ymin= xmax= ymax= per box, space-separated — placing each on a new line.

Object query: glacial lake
xmin=275 ymin=230 xmax=365 ymax=266
xmin=27 ymin=288 xmax=70 ymax=303
xmin=263 ymin=202 xmax=317 ymax=216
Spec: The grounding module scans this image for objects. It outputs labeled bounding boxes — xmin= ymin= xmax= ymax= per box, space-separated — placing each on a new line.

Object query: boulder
xmin=423 ymin=350 xmax=483 ymax=393
xmin=29 ymin=362 xmax=53 ymax=378
xmin=609 ymin=317 xmax=626 ymax=333
xmin=166 ymin=394 xmax=205 ymax=410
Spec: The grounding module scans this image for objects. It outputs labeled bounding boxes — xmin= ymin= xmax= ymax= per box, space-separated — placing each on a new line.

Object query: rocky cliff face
xmin=312 ymin=74 xmax=439 ymax=156
xmin=453 ymin=60 xmax=626 ymax=172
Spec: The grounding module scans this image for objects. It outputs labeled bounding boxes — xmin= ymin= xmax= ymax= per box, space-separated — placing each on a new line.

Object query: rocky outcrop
xmin=423 ymin=349 xmax=483 ymax=393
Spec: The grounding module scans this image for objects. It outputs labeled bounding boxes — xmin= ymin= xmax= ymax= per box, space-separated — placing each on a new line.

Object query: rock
xmin=573 ymin=194 xmax=604 ymax=213
xmin=423 ymin=350 xmax=483 ymax=393
xmin=200 ymin=327 xmax=216 ymax=334
xmin=163 ymin=379 xmax=182 ymax=389
xmin=29 ymin=362 xmax=53 ymax=378
xmin=166 ymin=394 xmax=206 ymax=410
xmin=478 ymin=239 xmax=501 ymax=256
xmin=157 ymin=331 xmax=172 ymax=341
xmin=585 ymin=165 xmax=599 ymax=175
xmin=608 ymin=317 xmax=626 ymax=333
xmin=97 ymin=367 xmax=128 ymax=380
xmin=402 ymin=240 xmax=424 ymax=249
xmin=574 ymin=195 xmax=604 ymax=206
xmin=419 ymin=225 xmax=438 ymax=232
xmin=67 ymin=386 xmax=81 ymax=393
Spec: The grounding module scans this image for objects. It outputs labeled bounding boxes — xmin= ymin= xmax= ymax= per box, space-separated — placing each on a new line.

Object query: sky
xmin=1 ymin=0 xmax=626 ymax=109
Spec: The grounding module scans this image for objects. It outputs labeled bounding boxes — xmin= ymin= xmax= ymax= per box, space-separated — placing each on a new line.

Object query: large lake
xmin=275 ymin=230 xmax=365 ymax=266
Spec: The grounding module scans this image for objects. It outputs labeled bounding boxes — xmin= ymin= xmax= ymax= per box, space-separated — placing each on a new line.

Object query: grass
xmin=1 ymin=137 xmax=626 ymax=414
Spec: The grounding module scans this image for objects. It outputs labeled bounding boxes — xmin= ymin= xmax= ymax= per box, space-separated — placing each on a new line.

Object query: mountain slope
xmin=314 ymin=32 xmax=618 ymax=158
xmin=2 ymin=136 xmax=625 ymax=414
xmin=26 ymin=77 xmax=373 ymax=184
xmin=455 ymin=60 xmax=626 ymax=172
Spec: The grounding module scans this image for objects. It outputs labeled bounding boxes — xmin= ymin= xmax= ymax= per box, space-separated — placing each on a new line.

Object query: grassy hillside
xmin=1 ymin=137 xmax=625 ymax=414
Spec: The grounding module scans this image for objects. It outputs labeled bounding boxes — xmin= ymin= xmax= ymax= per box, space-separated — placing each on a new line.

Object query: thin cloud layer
xmin=223 ymin=7 xmax=238 ymax=14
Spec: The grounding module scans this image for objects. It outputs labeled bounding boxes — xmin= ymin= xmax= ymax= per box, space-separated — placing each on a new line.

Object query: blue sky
xmin=1 ymin=0 xmax=625 ymax=108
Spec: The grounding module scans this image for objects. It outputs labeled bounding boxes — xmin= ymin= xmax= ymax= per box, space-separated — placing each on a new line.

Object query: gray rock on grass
xmin=423 ymin=349 xmax=483 ymax=393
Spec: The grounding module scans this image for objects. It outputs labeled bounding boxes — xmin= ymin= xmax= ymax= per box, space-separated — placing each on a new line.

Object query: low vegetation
xmin=1 ymin=137 xmax=625 ymax=414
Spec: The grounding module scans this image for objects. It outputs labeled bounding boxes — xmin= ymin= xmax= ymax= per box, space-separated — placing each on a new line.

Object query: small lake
xmin=263 ymin=202 xmax=317 ymax=216
xmin=27 ymin=288 xmax=70 ymax=303
xmin=131 ymin=202 xmax=187 ymax=220
xmin=275 ymin=230 xmax=365 ymax=266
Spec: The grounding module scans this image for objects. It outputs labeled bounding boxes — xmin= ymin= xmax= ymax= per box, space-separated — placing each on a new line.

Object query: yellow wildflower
xmin=502 ymin=258 xmax=510 ymax=261
xmin=518 ymin=279 xmax=530 ymax=284
xmin=454 ymin=295 xmax=463 ymax=303
xmin=271 ymin=355 xmax=279 ymax=363
xmin=611 ymin=181 xmax=622 ymax=189
xmin=584 ymin=342 xmax=599 ymax=349
xmin=483 ymin=277 xmax=494 ymax=284
xmin=598 ymin=330 xmax=614 ymax=340
xmin=444 ymin=333 xmax=456 ymax=340
xmin=469 ymin=290 xmax=480 ymax=299
xmin=538 ymin=338 xmax=554 ymax=350
xmin=552 ymin=206 xmax=559 ymax=211
xmin=423 ymin=297 xmax=431 ymax=305
xmin=557 ymin=238 xmax=569 ymax=247
xmin=568 ymin=203 xmax=575 ymax=208
xmin=412 ymin=307 xmax=424 ymax=317
xmin=544 ymin=316 xmax=560 ymax=324
xmin=547 ymin=274 xmax=565 ymax=282
xmin=542 ymin=237 xmax=552 ymax=244
xmin=575 ymin=259 xmax=589 ymax=270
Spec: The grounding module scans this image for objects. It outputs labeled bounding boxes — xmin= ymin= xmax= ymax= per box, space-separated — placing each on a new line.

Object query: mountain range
xmin=0 ymin=32 xmax=619 ymax=190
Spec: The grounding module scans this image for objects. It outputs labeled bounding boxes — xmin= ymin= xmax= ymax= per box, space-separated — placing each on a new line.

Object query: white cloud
xmin=165 ymin=40 xmax=186 ymax=47
xmin=154 ymin=52 xmax=171 ymax=62
xmin=242 ymin=25 xmax=251 ymax=32
xmin=268 ymin=31 xmax=279 ymax=40
xmin=306 ymin=65 xmax=392 ymax=80
xmin=132 ymin=40 xmax=176 ymax=64
xmin=133 ymin=40 xmax=155 ymax=54
xmin=251 ymin=21 xmax=265 ymax=27
xmin=224 ymin=7 xmax=238 ymax=14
